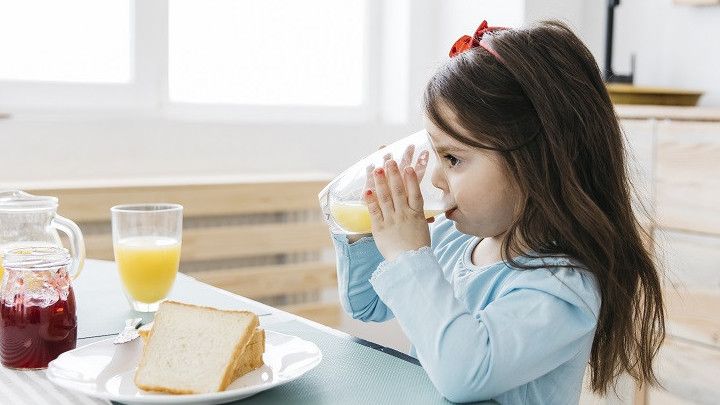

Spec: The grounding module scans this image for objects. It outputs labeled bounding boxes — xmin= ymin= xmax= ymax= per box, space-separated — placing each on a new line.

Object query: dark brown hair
xmin=424 ymin=20 xmax=664 ymax=394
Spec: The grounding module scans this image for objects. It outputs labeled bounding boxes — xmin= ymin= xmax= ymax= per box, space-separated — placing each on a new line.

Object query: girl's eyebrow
xmin=434 ymin=145 xmax=466 ymax=154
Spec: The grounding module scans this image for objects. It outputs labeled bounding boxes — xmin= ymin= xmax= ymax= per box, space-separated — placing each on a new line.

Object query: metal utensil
xmin=113 ymin=317 xmax=142 ymax=344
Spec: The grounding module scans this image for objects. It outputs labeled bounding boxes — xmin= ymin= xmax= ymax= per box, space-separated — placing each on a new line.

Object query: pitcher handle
xmin=51 ymin=215 xmax=85 ymax=280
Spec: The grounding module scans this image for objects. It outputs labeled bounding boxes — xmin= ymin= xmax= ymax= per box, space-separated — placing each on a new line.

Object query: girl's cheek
xmin=446 ymin=180 xmax=459 ymax=201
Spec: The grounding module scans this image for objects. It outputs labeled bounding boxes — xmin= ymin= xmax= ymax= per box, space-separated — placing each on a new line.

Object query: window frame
xmin=0 ymin=0 xmax=382 ymax=123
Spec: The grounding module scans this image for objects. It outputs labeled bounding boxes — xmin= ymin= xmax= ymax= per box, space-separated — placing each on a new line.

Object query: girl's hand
xmin=364 ymin=145 xmax=430 ymax=192
xmin=348 ymin=145 xmax=432 ymax=245
xmin=364 ymin=159 xmax=431 ymax=262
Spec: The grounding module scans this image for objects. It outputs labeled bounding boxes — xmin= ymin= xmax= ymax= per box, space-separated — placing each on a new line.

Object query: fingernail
xmin=375 ymin=168 xmax=384 ymax=175
xmin=405 ymin=167 xmax=414 ymax=174
xmin=365 ymin=189 xmax=373 ymax=196
xmin=419 ymin=151 xmax=429 ymax=165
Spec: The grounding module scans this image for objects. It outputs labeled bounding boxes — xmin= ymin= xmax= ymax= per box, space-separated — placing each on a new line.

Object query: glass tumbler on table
xmin=111 ymin=204 xmax=183 ymax=313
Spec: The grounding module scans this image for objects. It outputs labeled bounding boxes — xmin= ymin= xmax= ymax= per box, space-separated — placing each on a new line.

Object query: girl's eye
xmin=444 ymin=154 xmax=460 ymax=167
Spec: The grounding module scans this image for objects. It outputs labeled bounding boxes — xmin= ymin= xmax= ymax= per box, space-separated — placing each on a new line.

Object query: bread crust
xmin=217 ymin=315 xmax=258 ymax=391
xmin=229 ymin=329 xmax=266 ymax=381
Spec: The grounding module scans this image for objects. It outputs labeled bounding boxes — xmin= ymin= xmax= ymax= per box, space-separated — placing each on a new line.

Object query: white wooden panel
xmin=654 ymin=338 xmax=720 ymax=404
xmin=654 ymin=230 xmax=720 ymax=349
xmin=656 ymin=121 xmax=720 ymax=234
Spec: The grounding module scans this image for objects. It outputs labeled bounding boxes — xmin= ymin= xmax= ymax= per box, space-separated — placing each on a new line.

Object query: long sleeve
xmin=369 ymin=247 xmax=599 ymax=403
xmin=331 ymin=233 xmax=394 ymax=322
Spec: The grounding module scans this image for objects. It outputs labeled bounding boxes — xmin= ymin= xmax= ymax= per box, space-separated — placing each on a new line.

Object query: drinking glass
xmin=318 ymin=130 xmax=451 ymax=234
xmin=111 ymin=204 xmax=183 ymax=312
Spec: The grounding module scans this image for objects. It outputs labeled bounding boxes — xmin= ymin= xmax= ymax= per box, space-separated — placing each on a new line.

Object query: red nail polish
xmin=375 ymin=168 xmax=384 ymax=175
xmin=365 ymin=189 xmax=373 ymax=196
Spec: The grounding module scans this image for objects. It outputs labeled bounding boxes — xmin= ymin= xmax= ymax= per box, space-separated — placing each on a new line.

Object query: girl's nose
xmin=431 ymin=165 xmax=448 ymax=192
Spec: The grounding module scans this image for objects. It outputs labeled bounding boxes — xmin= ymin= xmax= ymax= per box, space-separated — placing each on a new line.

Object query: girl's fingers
xmin=404 ymin=166 xmax=424 ymax=211
xmin=373 ymin=166 xmax=395 ymax=216
xmin=415 ymin=150 xmax=430 ymax=182
xmin=399 ymin=145 xmax=415 ymax=170
xmin=365 ymin=145 xmax=387 ymax=189
xmin=384 ymin=159 xmax=407 ymax=211
xmin=363 ymin=189 xmax=383 ymax=224
xmin=364 ymin=164 xmax=376 ymax=190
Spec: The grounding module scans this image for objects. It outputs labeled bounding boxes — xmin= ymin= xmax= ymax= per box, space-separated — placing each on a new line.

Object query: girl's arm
xmin=331 ymin=233 xmax=394 ymax=322
xmin=369 ymin=248 xmax=599 ymax=403
xmin=331 ymin=142 xmax=433 ymax=323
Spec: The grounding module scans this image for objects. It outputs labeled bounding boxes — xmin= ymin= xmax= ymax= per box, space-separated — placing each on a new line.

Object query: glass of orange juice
xmin=330 ymin=202 xmax=444 ymax=234
xmin=111 ymin=204 xmax=183 ymax=312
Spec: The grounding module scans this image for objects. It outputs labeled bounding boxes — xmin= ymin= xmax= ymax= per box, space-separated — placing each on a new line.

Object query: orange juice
xmin=330 ymin=201 xmax=444 ymax=233
xmin=0 ymin=254 xmax=4 ymax=284
xmin=114 ymin=236 xmax=181 ymax=304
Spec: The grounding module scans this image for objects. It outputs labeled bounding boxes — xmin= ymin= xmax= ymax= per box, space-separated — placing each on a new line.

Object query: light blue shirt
xmin=331 ymin=215 xmax=601 ymax=404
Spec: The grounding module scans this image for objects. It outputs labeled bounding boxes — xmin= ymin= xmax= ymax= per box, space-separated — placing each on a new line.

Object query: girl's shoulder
xmin=502 ymin=255 xmax=602 ymax=319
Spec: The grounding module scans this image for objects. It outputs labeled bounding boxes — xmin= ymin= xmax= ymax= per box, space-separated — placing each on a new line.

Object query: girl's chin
xmin=452 ymin=221 xmax=488 ymax=238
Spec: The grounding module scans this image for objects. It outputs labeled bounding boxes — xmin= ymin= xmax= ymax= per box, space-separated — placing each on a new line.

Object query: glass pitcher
xmin=0 ymin=190 xmax=85 ymax=283
xmin=0 ymin=246 xmax=77 ymax=369
xmin=318 ymin=130 xmax=452 ymax=234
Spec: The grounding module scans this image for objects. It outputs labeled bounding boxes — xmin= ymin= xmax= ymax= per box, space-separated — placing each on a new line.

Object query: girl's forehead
xmin=427 ymin=124 xmax=500 ymax=162
xmin=427 ymin=126 xmax=469 ymax=151
xmin=424 ymin=111 xmax=471 ymax=148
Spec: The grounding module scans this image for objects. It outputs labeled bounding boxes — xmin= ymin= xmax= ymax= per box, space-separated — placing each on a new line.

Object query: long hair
xmin=424 ymin=20 xmax=664 ymax=394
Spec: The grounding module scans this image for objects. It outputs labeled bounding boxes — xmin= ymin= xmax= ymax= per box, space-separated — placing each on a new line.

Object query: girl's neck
xmin=471 ymin=232 xmax=531 ymax=267
xmin=471 ymin=237 xmax=504 ymax=267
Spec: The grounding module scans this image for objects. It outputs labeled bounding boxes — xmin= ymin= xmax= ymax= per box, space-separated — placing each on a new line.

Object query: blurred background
xmin=2 ymin=1 xmax=719 ymax=404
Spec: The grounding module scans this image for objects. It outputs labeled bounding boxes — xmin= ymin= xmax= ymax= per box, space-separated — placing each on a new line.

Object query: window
xmin=169 ymin=0 xmax=367 ymax=106
xmin=0 ymin=0 xmax=131 ymax=83
xmin=0 ymin=0 xmax=374 ymax=119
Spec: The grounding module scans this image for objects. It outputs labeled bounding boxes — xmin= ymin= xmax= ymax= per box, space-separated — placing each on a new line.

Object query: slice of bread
xmin=229 ymin=328 xmax=265 ymax=382
xmin=138 ymin=321 xmax=265 ymax=384
xmin=134 ymin=301 xmax=262 ymax=394
xmin=138 ymin=323 xmax=152 ymax=342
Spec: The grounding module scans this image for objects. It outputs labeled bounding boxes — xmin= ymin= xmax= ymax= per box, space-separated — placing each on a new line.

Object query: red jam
xmin=0 ymin=286 xmax=77 ymax=369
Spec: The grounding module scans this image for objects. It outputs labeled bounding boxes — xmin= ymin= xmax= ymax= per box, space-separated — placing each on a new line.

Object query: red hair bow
xmin=449 ymin=20 xmax=507 ymax=59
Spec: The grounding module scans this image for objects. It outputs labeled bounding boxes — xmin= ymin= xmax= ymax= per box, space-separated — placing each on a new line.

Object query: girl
xmin=331 ymin=20 xmax=665 ymax=404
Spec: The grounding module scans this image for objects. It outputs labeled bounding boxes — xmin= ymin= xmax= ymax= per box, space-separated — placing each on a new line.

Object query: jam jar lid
xmin=2 ymin=246 xmax=71 ymax=270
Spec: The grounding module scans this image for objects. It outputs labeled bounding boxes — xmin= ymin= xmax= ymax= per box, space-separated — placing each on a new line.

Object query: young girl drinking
xmin=331 ymin=20 xmax=665 ymax=404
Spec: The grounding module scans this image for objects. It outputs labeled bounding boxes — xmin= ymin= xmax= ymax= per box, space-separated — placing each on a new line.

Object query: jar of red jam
xmin=0 ymin=247 xmax=77 ymax=369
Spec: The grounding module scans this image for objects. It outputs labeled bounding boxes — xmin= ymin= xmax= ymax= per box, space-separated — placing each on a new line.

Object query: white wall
xmin=608 ymin=0 xmax=720 ymax=106
xmin=1 ymin=117 xmax=406 ymax=186
xmin=535 ymin=0 xmax=720 ymax=107
xmin=524 ymin=0 xmax=585 ymax=32
xmin=2 ymin=0 xmax=719 ymax=186
xmin=1 ymin=1 xmax=524 ymax=185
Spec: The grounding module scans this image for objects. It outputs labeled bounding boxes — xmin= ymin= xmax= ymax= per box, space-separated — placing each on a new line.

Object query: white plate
xmin=47 ymin=330 xmax=322 ymax=405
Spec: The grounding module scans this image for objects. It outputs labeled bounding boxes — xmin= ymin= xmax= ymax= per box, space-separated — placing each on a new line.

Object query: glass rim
xmin=110 ymin=203 xmax=183 ymax=213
